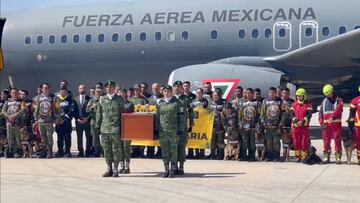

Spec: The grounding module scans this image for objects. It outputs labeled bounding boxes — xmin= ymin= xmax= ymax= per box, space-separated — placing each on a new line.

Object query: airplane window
xmin=181 ymin=31 xmax=189 ymax=40
xmin=354 ymin=26 xmax=360 ymax=30
xmin=49 ymin=35 xmax=55 ymax=44
xmin=155 ymin=32 xmax=162 ymax=41
xmin=279 ymin=28 xmax=286 ymax=38
xmin=61 ymin=35 xmax=67 ymax=44
xmin=210 ymin=30 xmax=218 ymax=40
xmin=252 ymin=29 xmax=259 ymax=38
xmin=37 ymin=36 xmax=43 ymax=44
xmin=126 ymin=33 xmax=132 ymax=42
xmin=339 ymin=26 xmax=346 ymax=34
xmin=112 ymin=33 xmax=119 ymax=42
xmin=98 ymin=34 xmax=105 ymax=43
xmin=73 ymin=34 xmax=80 ymax=43
xmin=168 ymin=32 xmax=175 ymax=41
xmin=238 ymin=29 xmax=245 ymax=39
xmin=264 ymin=29 xmax=272 ymax=38
xmin=322 ymin=27 xmax=330 ymax=36
xmin=85 ymin=34 xmax=92 ymax=43
xmin=305 ymin=28 xmax=313 ymax=37
xmin=140 ymin=32 xmax=147 ymax=41
xmin=25 ymin=36 xmax=31 ymax=45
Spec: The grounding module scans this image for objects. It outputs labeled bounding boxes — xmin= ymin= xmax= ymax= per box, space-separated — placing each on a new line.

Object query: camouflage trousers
xmin=241 ymin=129 xmax=256 ymax=160
xmin=159 ymin=131 xmax=179 ymax=164
xmin=101 ymin=133 xmax=121 ymax=165
xmin=120 ymin=140 xmax=131 ymax=162
xmin=177 ymin=131 xmax=188 ymax=163
xmin=90 ymin=124 xmax=102 ymax=154
xmin=265 ymin=127 xmax=281 ymax=160
xmin=6 ymin=124 xmax=21 ymax=153
xmin=39 ymin=124 xmax=54 ymax=150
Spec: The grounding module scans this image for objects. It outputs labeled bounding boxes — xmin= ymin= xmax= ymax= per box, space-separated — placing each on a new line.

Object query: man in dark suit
xmin=75 ymin=84 xmax=92 ymax=157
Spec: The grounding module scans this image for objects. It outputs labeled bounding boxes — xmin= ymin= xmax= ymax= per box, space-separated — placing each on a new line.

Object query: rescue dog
xmin=20 ymin=127 xmax=37 ymax=158
xmin=224 ymin=140 xmax=240 ymax=160
xmin=280 ymin=128 xmax=292 ymax=162
xmin=255 ymin=130 xmax=266 ymax=161
xmin=302 ymin=146 xmax=322 ymax=165
xmin=341 ymin=128 xmax=355 ymax=165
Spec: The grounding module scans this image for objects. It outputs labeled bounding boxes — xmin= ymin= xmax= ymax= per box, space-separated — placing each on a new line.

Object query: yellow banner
xmin=131 ymin=106 xmax=214 ymax=149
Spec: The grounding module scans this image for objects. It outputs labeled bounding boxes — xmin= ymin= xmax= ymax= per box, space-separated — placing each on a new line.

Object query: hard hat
xmin=296 ymin=88 xmax=306 ymax=96
xmin=322 ymin=84 xmax=333 ymax=96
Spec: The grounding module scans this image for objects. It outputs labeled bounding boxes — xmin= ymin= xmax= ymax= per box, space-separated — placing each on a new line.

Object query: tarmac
xmin=1 ymin=108 xmax=360 ymax=203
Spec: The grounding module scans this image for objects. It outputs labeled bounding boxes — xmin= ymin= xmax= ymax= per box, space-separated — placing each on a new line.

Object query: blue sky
xmin=0 ymin=0 xmax=120 ymax=17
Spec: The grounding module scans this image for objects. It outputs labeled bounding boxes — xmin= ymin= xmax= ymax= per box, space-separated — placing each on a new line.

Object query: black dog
xmin=341 ymin=128 xmax=355 ymax=165
xmin=302 ymin=146 xmax=322 ymax=165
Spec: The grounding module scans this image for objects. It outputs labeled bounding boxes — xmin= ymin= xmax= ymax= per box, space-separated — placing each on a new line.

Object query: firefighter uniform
xmin=319 ymin=84 xmax=344 ymax=164
xmin=209 ymin=99 xmax=225 ymax=159
xmin=281 ymin=97 xmax=295 ymax=161
xmin=349 ymin=86 xmax=360 ymax=165
xmin=290 ymin=88 xmax=312 ymax=162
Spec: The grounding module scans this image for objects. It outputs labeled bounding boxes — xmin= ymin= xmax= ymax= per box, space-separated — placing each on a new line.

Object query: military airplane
xmin=0 ymin=0 xmax=359 ymax=102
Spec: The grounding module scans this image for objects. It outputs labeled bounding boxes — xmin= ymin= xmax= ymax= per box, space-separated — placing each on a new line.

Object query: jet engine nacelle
xmin=168 ymin=63 xmax=286 ymax=100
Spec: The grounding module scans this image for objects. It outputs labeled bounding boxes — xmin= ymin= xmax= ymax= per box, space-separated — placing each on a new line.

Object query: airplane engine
xmin=168 ymin=63 xmax=290 ymax=100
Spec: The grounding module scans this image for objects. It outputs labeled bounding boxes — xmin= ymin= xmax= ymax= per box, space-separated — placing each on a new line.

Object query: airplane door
xmin=273 ymin=22 xmax=292 ymax=52
xmin=299 ymin=21 xmax=318 ymax=47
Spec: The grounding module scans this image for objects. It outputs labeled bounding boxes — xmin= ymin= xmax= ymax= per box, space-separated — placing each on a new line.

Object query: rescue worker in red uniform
xmin=348 ymin=85 xmax=360 ymax=165
xmin=318 ymin=84 xmax=344 ymax=164
xmin=290 ymin=88 xmax=313 ymax=162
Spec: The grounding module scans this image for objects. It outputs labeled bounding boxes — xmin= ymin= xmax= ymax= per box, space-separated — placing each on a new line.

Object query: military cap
xmin=163 ymin=84 xmax=172 ymax=91
xmin=104 ymin=80 xmax=116 ymax=87
xmin=173 ymin=80 xmax=183 ymax=86
xmin=120 ymin=88 xmax=127 ymax=92
xmin=133 ymin=83 xmax=141 ymax=89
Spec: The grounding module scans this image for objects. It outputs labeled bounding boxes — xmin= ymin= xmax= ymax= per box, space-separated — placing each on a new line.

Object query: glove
xmin=177 ymin=131 xmax=183 ymax=136
xmin=154 ymin=130 xmax=159 ymax=139
xmin=187 ymin=127 xmax=192 ymax=133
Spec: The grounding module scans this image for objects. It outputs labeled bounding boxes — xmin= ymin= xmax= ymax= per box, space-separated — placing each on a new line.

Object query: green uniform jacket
xmin=86 ymin=96 xmax=100 ymax=126
xmin=96 ymin=94 xmax=124 ymax=134
xmin=155 ymin=97 xmax=185 ymax=132
xmin=175 ymin=94 xmax=194 ymax=131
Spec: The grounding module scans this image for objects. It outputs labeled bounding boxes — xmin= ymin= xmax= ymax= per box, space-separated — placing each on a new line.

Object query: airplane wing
xmin=265 ymin=29 xmax=360 ymax=68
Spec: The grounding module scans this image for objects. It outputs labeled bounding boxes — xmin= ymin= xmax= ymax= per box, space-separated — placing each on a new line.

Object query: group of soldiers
xmin=1 ymin=79 xmax=359 ymax=178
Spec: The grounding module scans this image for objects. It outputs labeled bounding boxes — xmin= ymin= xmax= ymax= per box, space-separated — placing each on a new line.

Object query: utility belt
xmin=323 ymin=119 xmax=342 ymax=123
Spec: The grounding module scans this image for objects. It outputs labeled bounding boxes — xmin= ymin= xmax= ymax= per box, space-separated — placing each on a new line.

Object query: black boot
xmin=169 ymin=163 xmax=176 ymax=178
xmin=112 ymin=162 xmax=119 ymax=177
xmin=162 ymin=163 xmax=169 ymax=178
xmin=102 ymin=162 xmax=113 ymax=177
xmin=47 ymin=148 xmax=53 ymax=159
xmin=124 ymin=161 xmax=130 ymax=174
xmin=119 ymin=161 xmax=125 ymax=174
xmin=178 ymin=162 xmax=185 ymax=175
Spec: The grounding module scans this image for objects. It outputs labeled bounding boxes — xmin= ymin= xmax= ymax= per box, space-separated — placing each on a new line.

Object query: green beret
xmin=163 ymin=85 xmax=172 ymax=91
xmin=173 ymin=80 xmax=182 ymax=86
xmin=104 ymin=80 xmax=116 ymax=87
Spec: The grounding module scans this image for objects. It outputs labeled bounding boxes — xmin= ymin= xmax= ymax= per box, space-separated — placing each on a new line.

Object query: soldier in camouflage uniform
xmin=34 ymin=83 xmax=60 ymax=158
xmin=86 ymin=84 xmax=104 ymax=157
xmin=260 ymin=87 xmax=284 ymax=162
xmin=1 ymin=88 xmax=26 ymax=158
xmin=279 ymin=88 xmax=295 ymax=162
xmin=155 ymin=85 xmax=185 ymax=178
xmin=129 ymin=84 xmax=147 ymax=158
xmin=96 ymin=80 xmax=124 ymax=178
xmin=209 ymin=90 xmax=225 ymax=160
xmin=222 ymin=103 xmax=240 ymax=160
xmin=0 ymin=91 xmax=8 ymax=157
xmin=238 ymin=88 xmax=261 ymax=161
xmin=173 ymin=81 xmax=194 ymax=175
xmin=118 ymin=88 xmax=134 ymax=173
